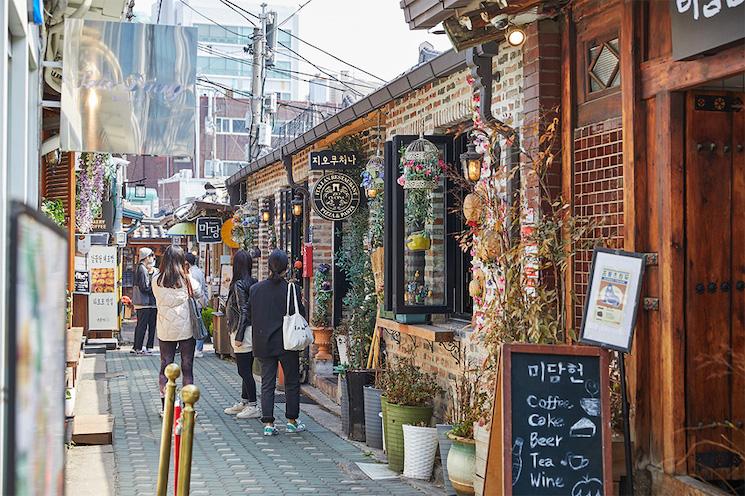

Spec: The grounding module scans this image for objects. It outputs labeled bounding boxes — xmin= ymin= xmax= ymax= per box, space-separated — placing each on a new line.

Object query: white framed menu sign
xmin=88 ymin=245 xmax=118 ymax=330
xmin=579 ymin=248 xmax=646 ymax=353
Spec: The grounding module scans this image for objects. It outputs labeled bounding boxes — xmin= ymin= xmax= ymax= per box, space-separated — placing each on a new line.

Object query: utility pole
xmin=249 ymin=4 xmax=267 ymax=161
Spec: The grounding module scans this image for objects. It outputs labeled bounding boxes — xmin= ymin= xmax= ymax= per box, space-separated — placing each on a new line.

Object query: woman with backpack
xmin=223 ymin=250 xmax=260 ymax=419
xmin=151 ymin=245 xmax=202 ymax=414
xmin=250 ymin=250 xmax=307 ymax=436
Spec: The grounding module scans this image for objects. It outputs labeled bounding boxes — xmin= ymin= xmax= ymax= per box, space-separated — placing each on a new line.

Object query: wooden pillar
xmin=561 ymin=9 xmax=576 ymax=336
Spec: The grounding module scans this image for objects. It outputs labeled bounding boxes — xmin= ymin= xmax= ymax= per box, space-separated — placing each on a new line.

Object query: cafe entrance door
xmin=685 ymin=90 xmax=745 ymax=489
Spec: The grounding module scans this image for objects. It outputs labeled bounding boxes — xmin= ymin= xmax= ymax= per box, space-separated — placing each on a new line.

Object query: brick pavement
xmin=108 ymin=350 xmax=437 ymax=495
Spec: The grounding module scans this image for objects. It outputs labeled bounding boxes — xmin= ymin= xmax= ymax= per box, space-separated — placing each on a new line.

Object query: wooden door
xmin=685 ymin=91 xmax=745 ymax=485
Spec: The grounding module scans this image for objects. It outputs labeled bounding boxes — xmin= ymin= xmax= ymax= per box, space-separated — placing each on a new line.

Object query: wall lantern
xmin=134 ymin=184 xmax=147 ymax=199
xmin=260 ymin=204 xmax=272 ymax=223
xmin=291 ymin=195 xmax=303 ymax=217
xmin=506 ymin=26 xmax=526 ymax=47
xmin=460 ymin=142 xmax=483 ymax=183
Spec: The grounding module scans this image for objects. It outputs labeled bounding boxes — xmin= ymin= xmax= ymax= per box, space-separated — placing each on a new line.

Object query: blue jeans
xmin=196 ymin=339 xmax=204 ymax=352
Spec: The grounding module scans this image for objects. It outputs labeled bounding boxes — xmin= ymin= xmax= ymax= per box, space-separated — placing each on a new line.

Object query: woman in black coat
xmin=249 ymin=250 xmax=306 ymax=436
xmin=223 ymin=250 xmax=259 ymax=419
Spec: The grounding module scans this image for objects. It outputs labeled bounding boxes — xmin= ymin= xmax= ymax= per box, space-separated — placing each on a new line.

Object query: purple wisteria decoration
xmin=75 ymin=152 xmax=109 ymax=234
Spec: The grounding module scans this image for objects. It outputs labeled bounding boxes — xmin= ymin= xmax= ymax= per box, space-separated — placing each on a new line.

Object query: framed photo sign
xmin=579 ymin=248 xmax=646 ymax=353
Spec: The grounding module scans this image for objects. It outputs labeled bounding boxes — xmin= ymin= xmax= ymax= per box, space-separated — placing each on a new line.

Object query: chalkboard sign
xmin=486 ymin=344 xmax=612 ymax=496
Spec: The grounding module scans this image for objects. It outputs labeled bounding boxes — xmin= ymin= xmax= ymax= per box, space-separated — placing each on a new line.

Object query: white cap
xmin=139 ymin=247 xmax=154 ymax=261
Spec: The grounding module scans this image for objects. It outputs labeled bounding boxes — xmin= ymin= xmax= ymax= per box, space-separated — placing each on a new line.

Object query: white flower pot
xmin=65 ymin=387 xmax=76 ymax=417
xmin=402 ymin=424 xmax=439 ymax=480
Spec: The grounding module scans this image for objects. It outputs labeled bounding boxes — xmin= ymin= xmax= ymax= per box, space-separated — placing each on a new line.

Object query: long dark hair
xmin=157 ymin=245 xmax=188 ymax=289
xmin=231 ymin=250 xmax=253 ymax=289
xmin=267 ymin=250 xmax=288 ymax=281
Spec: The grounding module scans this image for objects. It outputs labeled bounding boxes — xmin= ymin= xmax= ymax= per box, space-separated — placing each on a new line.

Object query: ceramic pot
xmin=311 ymin=326 xmax=333 ymax=360
xmin=447 ymin=433 xmax=476 ymax=496
xmin=383 ymin=400 xmax=433 ymax=473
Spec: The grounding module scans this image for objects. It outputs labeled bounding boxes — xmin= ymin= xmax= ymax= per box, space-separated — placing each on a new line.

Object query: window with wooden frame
xmin=586 ymin=37 xmax=621 ymax=97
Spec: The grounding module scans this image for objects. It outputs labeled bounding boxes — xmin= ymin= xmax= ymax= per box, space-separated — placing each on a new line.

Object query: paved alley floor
xmin=107 ymin=350 xmax=436 ymax=496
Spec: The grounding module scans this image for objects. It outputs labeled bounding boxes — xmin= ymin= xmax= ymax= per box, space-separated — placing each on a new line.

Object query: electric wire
xmin=177 ymin=0 xmax=255 ymax=36
xmin=278 ymin=41 xmax=363 ymax=97
xmin=216 ymin=0 xmax=259 ymax=27
xmin=277 ymin=0 xmax=315 ymax=28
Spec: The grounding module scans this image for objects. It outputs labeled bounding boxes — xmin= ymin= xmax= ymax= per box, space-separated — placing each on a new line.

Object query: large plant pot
xmin=437 ymin=424 xmax=456 ymax=495
xmin=473 ymin=423 xmax=489 ymax=496
xmin=311 ymin=326 xmax=333 ymax=360
xmin=346 ymin=370 xmax=374 ymax=442
xmin=340 ymin=376 xmax=350 ymax=436
xmin=363 ymin=386 xmax=384 ymax=449
xmin=403 ymin=424 xmax=438 ymax=480
xmin=382 ymin=399 xmax=433 ymax=473
xmin=447 ymin=433 xmax=476 ymax=496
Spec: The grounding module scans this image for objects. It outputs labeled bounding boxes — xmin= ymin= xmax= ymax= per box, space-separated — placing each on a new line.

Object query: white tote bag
xmin=282 ymin=282 xmax=313 ymax=351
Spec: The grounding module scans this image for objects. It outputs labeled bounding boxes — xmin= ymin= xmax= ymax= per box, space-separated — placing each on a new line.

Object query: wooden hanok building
xmin=402 ymin=0 xmax=745 ymax=494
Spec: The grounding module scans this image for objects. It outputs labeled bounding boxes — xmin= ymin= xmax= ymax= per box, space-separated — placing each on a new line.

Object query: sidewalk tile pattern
xmin=108 ymin=351 xmax=432 ymax=495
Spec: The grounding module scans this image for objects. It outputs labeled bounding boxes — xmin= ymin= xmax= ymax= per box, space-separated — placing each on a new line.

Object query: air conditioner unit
xmin=257 ymin=123 xmax=272 ymax=147
xmin=263 ymin=93 xmax=277 ymax=114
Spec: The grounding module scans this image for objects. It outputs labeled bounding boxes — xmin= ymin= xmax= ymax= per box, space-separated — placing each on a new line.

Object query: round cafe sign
xmin=312 ymin=173 xmax=361 ymax=221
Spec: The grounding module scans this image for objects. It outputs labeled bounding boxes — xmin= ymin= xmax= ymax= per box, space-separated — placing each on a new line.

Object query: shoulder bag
xmin=282 ymin=282 xmax=313 ymax=351
xmin=186 ymin=276 xmax=209 ymax=341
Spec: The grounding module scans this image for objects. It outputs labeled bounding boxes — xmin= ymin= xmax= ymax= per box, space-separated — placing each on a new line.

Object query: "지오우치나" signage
xmin=311 ymin=173 xmax=361 ymax=221
xmin=309 ymin=150 xmax=359 ymax=170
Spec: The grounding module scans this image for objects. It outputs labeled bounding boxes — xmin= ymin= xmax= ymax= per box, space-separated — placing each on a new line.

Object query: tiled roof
xmin=130 ymin=223 xmax=169 ymax=240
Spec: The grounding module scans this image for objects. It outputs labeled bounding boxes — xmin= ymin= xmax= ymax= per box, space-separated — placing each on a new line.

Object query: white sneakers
xmin=194 ymin=350 xmax=204 ymax=358
xmin=236 ymin=404 xmax=260 ymax=419
xmin=224 ymin=401 xmax=247 ymax=415
xmin=224 ymin=401 xmax=260 ymax=419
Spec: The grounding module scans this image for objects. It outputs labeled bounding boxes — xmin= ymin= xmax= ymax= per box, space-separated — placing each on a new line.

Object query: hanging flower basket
xmin=397 ymin=137 xmax=444 ymax=190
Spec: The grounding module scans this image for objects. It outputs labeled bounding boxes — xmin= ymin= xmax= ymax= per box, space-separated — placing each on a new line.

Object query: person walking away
xmin=152 ymin=245 xmax=202 ymax=415
xmin=131 ymin=247 xmax=157 ymax=355
xmin=223 ymin=250 xmax=260 ymax=419
xmin=250 ymin=250 xmax=307 ymax=436
xmin=185 ymin=252 xmax=208 ymax=358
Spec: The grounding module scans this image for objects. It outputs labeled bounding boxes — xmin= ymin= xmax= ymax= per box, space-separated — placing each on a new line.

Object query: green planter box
xmin=381 ymin=397 xmax=433 ymax=473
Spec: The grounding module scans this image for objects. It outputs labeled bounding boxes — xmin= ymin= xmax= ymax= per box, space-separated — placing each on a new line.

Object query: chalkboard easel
xmin=484 ymin=344 xmax=613 ymax=496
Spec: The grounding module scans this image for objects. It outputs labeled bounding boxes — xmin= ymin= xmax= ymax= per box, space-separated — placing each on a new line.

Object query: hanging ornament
xmin=399 ymin=136 xmax=444 ymax=190
xmin=463 ymin=193 xmax=483 ymax=223
xmin=361 ymin=154 xmax=384 ymax=198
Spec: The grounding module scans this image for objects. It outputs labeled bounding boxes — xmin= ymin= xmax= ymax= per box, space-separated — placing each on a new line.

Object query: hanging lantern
xmin=462 ymin=193 xmax=482 ymax=222
xmin=363 ymin=154 xmax=384 ymax=199
xmin=291 ymin=195 xmax=303 ymax=217
xmin=401 ymin=136 xmax=443 ymax=190
xmin=260 ymin=203 xmax=272 ymax=223
xmin=460 ymin=142 xmax=483 ymax=183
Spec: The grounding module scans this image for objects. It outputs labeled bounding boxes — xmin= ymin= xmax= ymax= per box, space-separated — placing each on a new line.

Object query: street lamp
xmin=460 ymin=142 xmax=483 ymax=183
xmin=506 ymin=27 xmax=526 ymax=47
xmin=291 ymin=195 xmax=303 ymax=217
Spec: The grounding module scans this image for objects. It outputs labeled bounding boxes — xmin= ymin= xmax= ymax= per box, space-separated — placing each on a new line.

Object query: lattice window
xmin=587 ymin=38 xmax=620 ymax=94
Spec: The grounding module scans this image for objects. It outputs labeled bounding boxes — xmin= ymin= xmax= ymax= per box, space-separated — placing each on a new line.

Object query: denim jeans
xmin=196 ymin=339 xmax=204 ymax=352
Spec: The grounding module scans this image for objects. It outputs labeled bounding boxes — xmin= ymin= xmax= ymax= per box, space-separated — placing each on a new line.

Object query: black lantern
xmin=260 ymin=203 xmax=272 ymax=223
xmin=460 ymin=142 xmax=483 ymax=183
xmin=291 ymin=195 xmax=303 ymax=217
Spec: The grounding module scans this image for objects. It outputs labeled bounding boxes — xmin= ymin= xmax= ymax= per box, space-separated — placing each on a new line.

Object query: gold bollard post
xmin=156 ymin=364 xmax=181 ymax=496
xmin=176 ymin=385 xmax=200 ymax=496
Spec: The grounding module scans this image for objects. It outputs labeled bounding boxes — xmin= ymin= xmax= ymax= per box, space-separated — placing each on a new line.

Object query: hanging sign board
xmin=219 ymin=264 xmax=233 ymax=304
xmin=669 ymin=0 xmax=745 ymax=60
xmin=74 ymin=270 xmax=90 ymax=294
xmin=311 ymin=173 xmax=361 ymax=221
xmin=579 ymin=248 xmax=646 ymax=353
xmin=196 ymin=217 xmax=223 ymax=244
xmin=485 ymin=344 xmax=612 ymax=496
xmin=88 ymin=245 xmax=118 ymax=330
xmin=309 ymin=150 xmax=359 ymax=170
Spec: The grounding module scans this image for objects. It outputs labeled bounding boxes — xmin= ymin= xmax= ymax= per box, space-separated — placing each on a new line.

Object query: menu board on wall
xmin=486 ymin=344 xmax=612 ymax=496
xmin=88 ymin=245 xmax=118 ymax=330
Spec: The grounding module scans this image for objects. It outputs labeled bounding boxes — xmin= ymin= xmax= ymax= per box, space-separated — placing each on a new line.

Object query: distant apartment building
xmin=308 ymin=70 xmax=380 ymax=107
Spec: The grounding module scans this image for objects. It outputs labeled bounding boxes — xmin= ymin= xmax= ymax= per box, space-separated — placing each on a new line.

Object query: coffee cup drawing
xmin=580 ymin=397 xmax=601 ymax=417
xmin=561 ymin=452 xmax=590 ymax=471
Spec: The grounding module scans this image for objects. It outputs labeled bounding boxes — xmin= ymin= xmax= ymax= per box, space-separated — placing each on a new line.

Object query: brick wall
xmin=572 ymin=117 xmax=624 ymax=326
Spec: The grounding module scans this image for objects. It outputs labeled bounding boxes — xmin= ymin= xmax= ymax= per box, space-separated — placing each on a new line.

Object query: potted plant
xmin=403 ymin=421 xmax=439 ymax=480
xmin=380 ymin=359 xmax=443 ymax=473
xmin=310 ymin=263 xmax=333 ymax=360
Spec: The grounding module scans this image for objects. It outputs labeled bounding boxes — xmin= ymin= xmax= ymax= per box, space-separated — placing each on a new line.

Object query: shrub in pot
xmin=310 ymin=263 xmax=333 ymax=360
xmin=380 ymin=360 xmax=442 ymax=472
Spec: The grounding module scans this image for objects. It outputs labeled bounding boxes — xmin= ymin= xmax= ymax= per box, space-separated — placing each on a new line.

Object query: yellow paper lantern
xmin=221 ymin=218 xmax=240 ymax=248
xmin=463 ymin=193 xmax=482 ymax=222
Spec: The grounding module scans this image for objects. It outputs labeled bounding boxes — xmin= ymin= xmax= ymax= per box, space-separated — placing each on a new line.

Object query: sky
xmin=133 ymin=0 xmax=454 ymax=84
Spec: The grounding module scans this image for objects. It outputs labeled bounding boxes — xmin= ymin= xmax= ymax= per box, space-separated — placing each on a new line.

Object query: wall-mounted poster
xmin=580 ymin=248 xmax=646 ymax=353
xmin=88 ymin=245 xmax=118 ymax=330
xmin=219 ymin=264 xmax=233 ymax=306
xmin=74 ymin=270 xmax=90 ymax=294
xmin=6 ymin=201 xmax=68 ymax=495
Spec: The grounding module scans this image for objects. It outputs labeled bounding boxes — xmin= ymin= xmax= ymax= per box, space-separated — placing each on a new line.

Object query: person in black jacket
xmin=131 ymin=247 xmax=157 ymax=354
xmin=223 ymin=250 xmax=259 ymax=419
xmin=250 ymin=250 xmax=307 ymax=436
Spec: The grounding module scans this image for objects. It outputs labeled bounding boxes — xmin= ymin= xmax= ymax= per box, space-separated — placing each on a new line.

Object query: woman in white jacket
xmin=152 ymin=245 xmax=202 ymax=412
